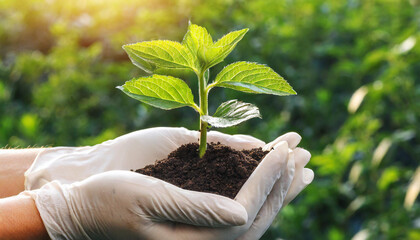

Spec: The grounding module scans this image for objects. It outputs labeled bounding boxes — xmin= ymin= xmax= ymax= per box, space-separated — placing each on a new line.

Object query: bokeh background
xmin=1 ymin=0 xmax=419 ymax=239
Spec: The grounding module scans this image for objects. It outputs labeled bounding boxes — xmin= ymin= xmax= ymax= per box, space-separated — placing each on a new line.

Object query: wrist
xmin=0 ymin=195 xmax=50 ymax=240
xmin=0 ymin=148 xmax=44 ymax=198
xmin=21 ymin=182 xmax=88 ymax=240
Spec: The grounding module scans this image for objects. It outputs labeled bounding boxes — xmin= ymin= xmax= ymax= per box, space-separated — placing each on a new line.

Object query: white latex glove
xmin=21 ymin=170 xmax=248 ymax=240
xmin=25 ymin=127 xmax=314 ymax=239
xmin=240 ymin=133 xmax=313 ymax=240
xmin=23 ymin=140 xmax=294 ymax=240
xmin=25 ymin=127 xmax=266 ymax=189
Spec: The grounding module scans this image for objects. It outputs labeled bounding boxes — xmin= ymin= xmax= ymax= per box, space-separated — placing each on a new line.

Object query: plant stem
xmin=198 ymin=70 xmax=208 ymax=158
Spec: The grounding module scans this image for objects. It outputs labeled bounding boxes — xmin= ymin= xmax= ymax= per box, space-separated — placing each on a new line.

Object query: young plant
xmin=117 ymin=23 xmax=296 ymax=157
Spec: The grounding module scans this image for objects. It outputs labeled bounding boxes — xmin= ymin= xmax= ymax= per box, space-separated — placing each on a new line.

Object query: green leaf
xmin=213 ymin=61 xmax=296 ymax=96
xmin=122 ymin=40 xmax=196 ymax=72
xmin=182 ymin=23 xmax=213 ymax=69
xmin=117 ymin=75 xmax=195 ymax=110
xmin=201 ymin=100 xmax=261 ymax=128
xmin=123 ymin=46 xmax=157 ymax=74
xmin=378 ymin=167 xmax=400 ymax=190
xmin=181 ymin=24 xmax=248 ymax=71
xmin=203 ymin=28 xmax=248 ymax=69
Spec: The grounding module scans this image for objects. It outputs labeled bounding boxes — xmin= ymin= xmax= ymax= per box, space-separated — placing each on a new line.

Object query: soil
xmin=134 ymin=142 xmax=268 ymax=199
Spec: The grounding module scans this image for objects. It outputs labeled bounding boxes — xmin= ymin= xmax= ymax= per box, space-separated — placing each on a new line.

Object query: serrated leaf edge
xmin=117 ymin=75 xmax=196 ymax=110
xmin=123 ymin=40 xmax=196 ymax=71
xmin=212 ymin=61 xmax=297 ymax=95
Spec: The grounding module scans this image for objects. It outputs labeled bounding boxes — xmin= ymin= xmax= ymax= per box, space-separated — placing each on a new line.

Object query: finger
xmin=237 ymin=149 xmax=296 ymax=240
xmin=231 ymin=134 xmax=266 ymax=147
xmin=101 ymin=127 xmax=199 ymax=169
xmin=283 ymin=148 xmax=313 ymax=205
xmin=262 ymin=132 xmax=301 ymax=151
xmin=132 ymin=174 xmax=248 ymax=227
xmin=116 ymin=127 xmax=199 ymax=161
xmin=235 ymin=141 xmax=289 ymax=222
xmin=283 ymin=168 xmax=314 ymax=206
xmin=207 ymin=131 xmax=265 ymax=150
xmin=293 ymin=148 xmax=311 ymax=169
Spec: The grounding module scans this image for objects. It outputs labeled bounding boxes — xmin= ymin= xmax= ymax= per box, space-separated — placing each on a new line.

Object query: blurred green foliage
xmin=0 ymin=0 xmax=419 ymax=239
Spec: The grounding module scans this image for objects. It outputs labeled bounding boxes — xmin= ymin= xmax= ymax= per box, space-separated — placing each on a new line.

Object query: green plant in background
xmin=1 ymin=0 xmax=418 ymax=238
xmin=118 ymin=23 xmax=296 ymax=157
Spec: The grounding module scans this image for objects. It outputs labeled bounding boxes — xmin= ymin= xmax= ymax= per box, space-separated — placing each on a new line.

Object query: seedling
xmin=118 ymin=23 xmax=296 ymax=157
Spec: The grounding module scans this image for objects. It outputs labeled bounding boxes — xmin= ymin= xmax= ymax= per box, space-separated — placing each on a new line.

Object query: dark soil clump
xmin=134 ymin=142 xmax=268 ymax=199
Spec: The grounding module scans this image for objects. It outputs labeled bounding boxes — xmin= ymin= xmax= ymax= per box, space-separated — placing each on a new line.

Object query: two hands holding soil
xmin=22 ymin=127 xmax=314 ymax=240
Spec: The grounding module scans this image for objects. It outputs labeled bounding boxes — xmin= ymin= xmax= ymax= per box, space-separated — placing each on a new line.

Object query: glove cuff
xmin=20 ymin=181 xmax=91 ymax=240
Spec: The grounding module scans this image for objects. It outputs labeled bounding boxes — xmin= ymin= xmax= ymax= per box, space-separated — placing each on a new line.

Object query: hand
xmin=25 ymin=127 xmax=314 ymax=239
xmin=22 ymin=170 xmax=248 ymax=239
xmin=23 ymin=141 xmax=293 ymax=240
xmin=241 ymin=133 xmax=313 ymax=239
xmin=25 ymin=127 xmax=265 ymax=189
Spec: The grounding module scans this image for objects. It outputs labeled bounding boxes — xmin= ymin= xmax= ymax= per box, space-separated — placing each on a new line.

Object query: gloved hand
xmin=21 ymin=170 xmax=248 ymax=240
xmin=22 ymin=140 xmax=295 ymax=240
xmin=25 ymin=127 xmax=314 ymax=239
xmin=25 ymin=127 xmax=268 ymax=189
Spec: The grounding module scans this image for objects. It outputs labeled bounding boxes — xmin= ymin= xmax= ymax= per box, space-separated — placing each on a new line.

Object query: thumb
xmin=283 ymin=148 xmax=314 ymax=205
xmin=234 ymin=141 xmax=289 ymax=222
xmin=133 ymin=175 xmax=248 ymax=227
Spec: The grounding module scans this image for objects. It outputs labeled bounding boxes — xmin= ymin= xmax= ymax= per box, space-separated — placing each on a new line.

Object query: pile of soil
xmin=134 ymin=142 xmax=268 ymax=199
